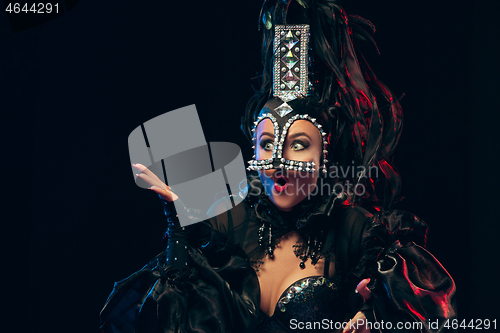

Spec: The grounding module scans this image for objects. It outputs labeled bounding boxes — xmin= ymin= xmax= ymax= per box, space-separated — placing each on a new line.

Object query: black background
xmin=2 ymin=0 xmax=499 ymax=332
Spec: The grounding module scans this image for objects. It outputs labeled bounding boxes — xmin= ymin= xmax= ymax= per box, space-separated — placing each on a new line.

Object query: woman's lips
xmin=273 ymin=175 xmax=289 ymax=193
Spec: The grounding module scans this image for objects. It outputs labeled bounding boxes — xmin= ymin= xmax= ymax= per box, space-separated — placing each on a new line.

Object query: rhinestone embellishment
xmin=273 ymin=24 xmax=310 ymax=101
xmin=274 ymin=102 xmax=293 ymax=117
xmin=283 ymin=30 xmax=299 ymax=49
xmin=247 ymin=113 xmax=279 ymax=171
xmin=277 ymin=276 xmax=336 ymax=312
xmin=248 ymin=113 xmax=329 ymax=173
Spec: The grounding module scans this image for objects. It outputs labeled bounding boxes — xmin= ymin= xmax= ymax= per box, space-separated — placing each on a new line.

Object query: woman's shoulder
xmin=333 ymin=206 xmax=428 ymax=241
xmin=332 ymin=205 xmax=374 ymax=239
xmin=338 ymin=206 xmax=373 ymax=224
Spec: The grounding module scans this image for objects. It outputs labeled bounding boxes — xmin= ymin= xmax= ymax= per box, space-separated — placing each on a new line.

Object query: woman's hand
xmin=340 ymin=279 xmax=372 ymax=333
xmin=133 ymin=163 xmax=178 ymax=202
xmin=342 ymin=311 xmax=370 ymax=333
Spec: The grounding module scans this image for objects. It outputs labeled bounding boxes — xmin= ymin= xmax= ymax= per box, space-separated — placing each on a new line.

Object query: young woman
xmin=100 ymin=1 xmax=456 ymax=332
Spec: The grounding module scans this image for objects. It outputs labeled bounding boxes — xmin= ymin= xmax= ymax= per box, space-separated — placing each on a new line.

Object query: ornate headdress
xmin=247 ymin=24 xmax=330 ymax=175
xmin=242 ymin=0 xmax=403 ymax=210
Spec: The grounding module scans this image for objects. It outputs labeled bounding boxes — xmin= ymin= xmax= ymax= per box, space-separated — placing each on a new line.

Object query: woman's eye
xmin=291 ymin=141 xmax=307 ymax=151
xmin=260 ymin=141 xmax=274 ymax=151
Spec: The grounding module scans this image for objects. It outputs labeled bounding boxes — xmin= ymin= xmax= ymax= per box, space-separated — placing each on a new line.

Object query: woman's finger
xmin=133 ymin=163 xmax=179 ymax=202
xmin=136 ymin=172 xmax=164 ymax=189
xmin=356 ymin=278 xmax=371 ymax=302
xmin=133 ymin=164 xmax=166 ymax=187
xmin=150 ymin=186 xmax=178 ymax=202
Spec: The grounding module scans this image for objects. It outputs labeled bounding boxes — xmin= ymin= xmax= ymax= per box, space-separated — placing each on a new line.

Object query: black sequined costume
xmin=100 ymin=178 xmax=456 ymax=333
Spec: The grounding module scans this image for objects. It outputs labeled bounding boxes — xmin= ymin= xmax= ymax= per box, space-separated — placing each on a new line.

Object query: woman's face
xmin=255 ymin=118 xmax=323 ymax=211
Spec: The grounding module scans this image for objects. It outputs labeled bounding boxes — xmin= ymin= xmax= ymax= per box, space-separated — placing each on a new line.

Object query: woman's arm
xmin=100 ymin=164 xmax=261 ymax=333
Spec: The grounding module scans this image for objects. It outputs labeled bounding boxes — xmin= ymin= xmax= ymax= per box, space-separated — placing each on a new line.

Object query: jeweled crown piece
xmin=273 ymin=25 xmax=310 ymax=101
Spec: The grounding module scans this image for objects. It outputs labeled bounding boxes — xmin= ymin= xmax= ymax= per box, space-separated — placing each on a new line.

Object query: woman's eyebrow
xmin=287 ymin=132 xmax=312 ymax=140
xmin=259 ymin=131 xmax=275 ymax=140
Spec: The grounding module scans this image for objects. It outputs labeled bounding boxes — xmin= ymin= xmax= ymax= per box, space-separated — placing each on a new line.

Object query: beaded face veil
xmin=247 ymin=25 xmax=329 ymax=175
